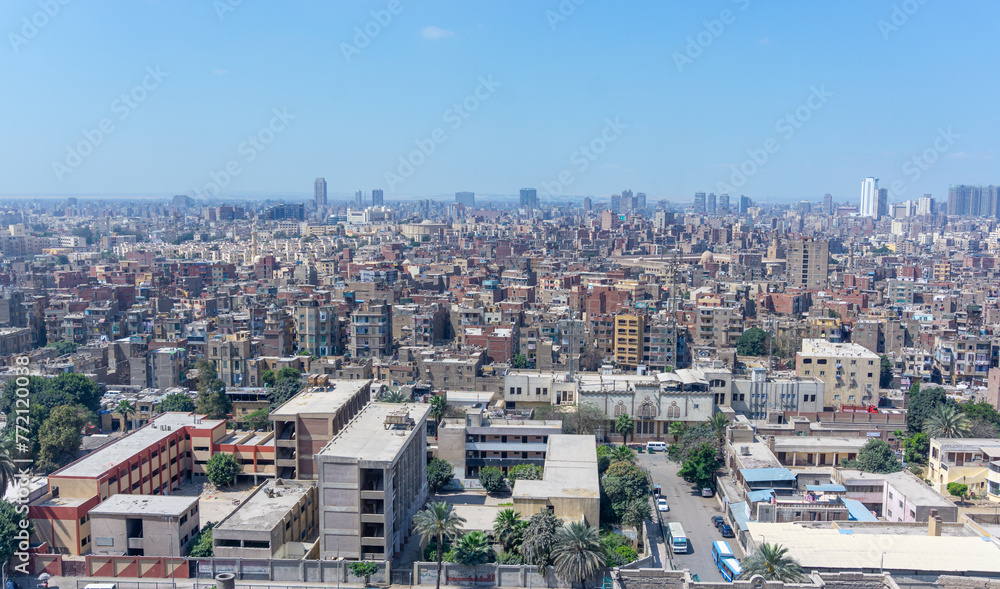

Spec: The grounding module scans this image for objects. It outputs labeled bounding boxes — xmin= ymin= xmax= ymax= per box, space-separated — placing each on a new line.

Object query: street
xmin=639 ymin=450 xmax=740 ymax=582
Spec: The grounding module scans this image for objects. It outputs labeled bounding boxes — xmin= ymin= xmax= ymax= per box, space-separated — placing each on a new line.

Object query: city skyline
xmin=3 ymin=2 xmax=998 ymax=201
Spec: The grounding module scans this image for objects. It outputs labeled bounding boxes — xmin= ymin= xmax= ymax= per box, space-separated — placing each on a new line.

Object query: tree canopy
xmin=678 ymin=442 xmax=722 ymax=489
xmin=845 ymin=439 xmax=901 ymax=473
xmin=907 ymin=384 xmax=948 ymax=433
xmin=735 ymin=327 xmax=769 ymax=356
xmin=427 ymin=458 xmax=454 ymax=493
xmin=157 ymin=392 xmax=195 ymax=413
xmin=206 ymin=452 xmax=241 ymax=487
xmin=879 ymin=355 xmax=894 ymax=388
xmin=478 ymin=466 xmax=506 ymax=494
xmin=38 ymin=405 xmax=90 ymax=472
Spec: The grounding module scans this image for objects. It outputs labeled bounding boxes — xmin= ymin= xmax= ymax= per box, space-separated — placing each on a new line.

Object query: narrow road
xmin=640 ymin=451 xmax=737 ymax=581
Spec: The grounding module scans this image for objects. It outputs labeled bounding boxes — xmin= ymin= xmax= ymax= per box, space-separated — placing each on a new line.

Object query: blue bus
xmin=712 ymin=541 xmax=742 ymax=581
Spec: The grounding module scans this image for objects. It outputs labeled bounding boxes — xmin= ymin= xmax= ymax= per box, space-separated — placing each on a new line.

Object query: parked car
xmin=646 ymin=441 xmax=668 ymax=453
xmin=653 ymin=484 xmax=662 ymax=497
xmin=657 ymin=498 xmax=670 ymax=512
xmin=711 ymin=515 xmax=724 ymax=528
xmin=701 ymin=487 xmax=715 ymax=497
xmin=719 ymin=524 xmax=735 ymax=537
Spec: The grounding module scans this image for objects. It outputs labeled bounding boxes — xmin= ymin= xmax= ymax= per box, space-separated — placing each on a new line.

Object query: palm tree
xmin=611 ymin=445 xmax=636 ymax=464
xmin=708 ymin=413 xmax=729 ymax=442
xmin=924 ymin=404 xmax=971 ymax=439
xmin=380 ymin=390 xmax=410 ymax=403
xmin=413 ymin=502 xmax=466 ymax=589
xmin=668 ymin=421 xmax=687 ymax=442
xmin=615 ymin=414 xmax=634 ymax=444
xmin=493 ymin=508 xmax=524 ymax=552
xmin=452 ymin=531 xmax=495 ymax=566
xmin=740 ymin=543 xmax=804 ymax=582
xmin=116 ymin=399 xmax=135 ymax=432
xmin=0 ymin=438 xmax=16 ymax=495
xmin=552 ymin=521 xmax=606 ymax=589
xmin=430 ymin=395 xmax=448 ymax=424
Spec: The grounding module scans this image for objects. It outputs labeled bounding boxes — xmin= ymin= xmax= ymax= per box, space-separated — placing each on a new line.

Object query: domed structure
xmin=699 ymin=250 xmax=715 ymax=265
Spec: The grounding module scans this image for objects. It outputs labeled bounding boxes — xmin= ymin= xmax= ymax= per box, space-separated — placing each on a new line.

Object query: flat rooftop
xmin=771 ymin=436 xmax=868 ymax=452
xmin=214 ymin=480 xmax=313 ymax=534
xmin=513 ymin=434 xmax=600 ymax=501
xmin=271 ymin=380 xmax=371 ymax=418
xmin=800 ymin=339 xmax=880 ymax=358
xmin=318 ymin=402 xmax=431 ymax=464
xmin=89 ymin=493 xmax=198 ymax=517
xmin=840 ymin=469 xmax=954 ymax=506
xmin=746 ymin=521 xmax=1000 ymax=574
xmin=55 ymin=412 xmax=224 ymax=478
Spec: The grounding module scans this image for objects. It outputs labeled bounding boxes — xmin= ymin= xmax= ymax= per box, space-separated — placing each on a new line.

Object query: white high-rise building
xmin=917 ymin=194 xmax=934 ymax=216
xmin=860 ymin=177 xmax=878 ymax=218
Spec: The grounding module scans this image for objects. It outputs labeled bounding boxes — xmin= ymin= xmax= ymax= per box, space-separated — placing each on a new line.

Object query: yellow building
xmin=927 ymin=438 xmax=1000 ymax=500
xmin=613 ymin=313 xmax=645 ymax=369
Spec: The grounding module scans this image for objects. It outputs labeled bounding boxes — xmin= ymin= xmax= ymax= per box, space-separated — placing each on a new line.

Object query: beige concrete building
xmin=213 ymin=479 xmax=318 ymax=559
xmin=437 ymin=409 xmax=561 ymax=479
xmin=796 ymin=339 xmax=881 ymax=409
xmin=316 ymin=403 xmax=430 ymax=561
xmin=88 ymin=494 xmax=200 ymax=557
xmin=613 ymin=313 xmax=645 ymax=369
xmin=271 ymin=380 xmax=372 ymax=480
xmin=512 ymin=435 xmax=600 ymax=526
xmin=787 ymin=237 xmax=829 ymax=289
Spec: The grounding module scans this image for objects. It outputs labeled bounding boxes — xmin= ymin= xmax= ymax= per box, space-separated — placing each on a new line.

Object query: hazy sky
xmin=3 ymin=1 xmax=998 ymax=204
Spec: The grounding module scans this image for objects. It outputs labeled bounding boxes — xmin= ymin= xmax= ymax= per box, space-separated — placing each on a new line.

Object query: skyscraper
xmin=877 ymin=188 xmax=888 ymax=220
xmin=948 ymin=185 xmax=1000 ymax=217
xmin=455 ymin=191 xmax=475 ymax=207
xmin=636 ymin=192 xmax=646 ymax=210
xmin=583 ymin=197 xmax=592 ymax=211
xmin=519 ymin=188 xmax=538 ymax=209
xmin=610 ymin=194 xmax=621 ymax=213
xmin=314 ymin=177 xmax=327 ymax=208
xmin=917 ymin=194 xmax=934 ymax=216
xmin=823 ymin=193 xmax=833 ymax=215
xmin=706 ymin=193 xmax=717 ymax=215
xmin=718 ymin=193 xmax=729 ymax=213
xmin=372 ymin=189 xmax=384 ymax=207
xmin=787 ymin=237 xmax=829 ymax=289
xmin=355 ymin=189 xmax=363 ymax=208
xmin=860 ymin=177 xmax=878 ymax=218
xmin=739 ymin=195 xmax=751 ymax=215
xmin=694 ymin=192 xmax=706 ymax=214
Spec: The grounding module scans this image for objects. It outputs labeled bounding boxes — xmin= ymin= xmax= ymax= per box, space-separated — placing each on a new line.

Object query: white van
xmin=646 ymin=441 xmax=667 ymax=452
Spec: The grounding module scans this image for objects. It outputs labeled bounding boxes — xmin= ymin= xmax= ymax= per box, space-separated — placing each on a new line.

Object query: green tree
xmin=960 ymin=401 xmax=1000 ymax=428
xmin=451 ymin=531 xmax=495 ymax=566
xmin=615 ymin=414 xmax=634 ymax=444
xmin=668 ymin=423 xmax=715 ymax=464
xmin=269 ymin=376 xmax=303 ymax=410
xmin=879 ymin=355 xmax=894 ymax=388
xmin=493 ymin=508 xmax=526 ymax=553
xmin=158 ymin=392 xmax=195 ymax=413
xmin=244 ymin=408 xmax=270 ymax=431
xmin=188 ymin=522 xmax=215 ymax=557
xmin=521 ymin=511 xmax=560 ymax=574
xmin=46 ymin=340 xmax=78 ymax=356
xmin=38 ymin=405 xmax=89 ymax=472
xmin=348 ymin=561 xmax=380 ymax=587
xmin=0 ymin=440 xmax=16 ymax=497
xmin=478 ymin=466 xmax=506 ymax=494
xmin=0 ymin=499 xmax=32 ymax=567
xmin=507 ymin=464 xmax=544 ymax=482
xmin=667 ymin=421 xmax=687 ymax=442
xmin=552 ymin=522 xmax=606 ymax=589
xmin=116 ymin=399 xmax=134 ymax=432
xmin=206 ymin=452 xmax=241 ymax=487
xmin=924 ymin=404 xmax=971 ymax=439
xmin=902 ymin=432 xmax=930 ymax=464
xmin=946 ymin=482 xmax=969 ymax=504
xmin=414 ymin=502 xmax=466 ymax=589
xmin=430 ymin=394 xmax=448 ymax=425
xmin=601 ymin=461 xmax=650 ymax=525
xmin=708 ymin=413 xmax=729 ymax=442
xmin=735 ymin=327 xmax=769 ymax=356
xmin=621 ymin=498 xmax=651 ymax=529
xmin=56 ymin=254 xmax=70 ymax=265
xmin=380 ymin=390 xmax=410 ymax=403
xmin=677 ymin=443 xmax=721 ymax=489
xmin=511 ymin=354 xmax=531 ymax=369
xmin=907 ymin=384 xmax=947 ymax=433
xmin=740 ymin=543 xmax=804 ymax=582
xmin=276 ymin=367 xmax=302 ymax=381
xmin=427 ymin=458 xmax=454 ymax=493
xmin=195 ymin=359 xmax=231 ymax=419
xmin=610 ymin=445 xmax=636 ymax=464
xmin=261 ymin=369 xmax=276 ymax=387
xmin=849 ymin=439 xmax=902 ymax=473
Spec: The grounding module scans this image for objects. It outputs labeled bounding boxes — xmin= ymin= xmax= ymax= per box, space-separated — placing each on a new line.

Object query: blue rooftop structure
xmin=806 ymin=484 xmax=847 ymax=493
xmin=843 ymin=498 xmax=878 ymax=522
xmin=742 ymin=467 xmax=796 ymax=482
xmin=747 ymin=489 xmax=776 ymax=503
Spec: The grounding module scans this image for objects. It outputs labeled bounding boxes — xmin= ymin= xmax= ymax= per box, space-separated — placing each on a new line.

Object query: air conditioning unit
xmin=741 ymin=445 xmax=750 ymax=456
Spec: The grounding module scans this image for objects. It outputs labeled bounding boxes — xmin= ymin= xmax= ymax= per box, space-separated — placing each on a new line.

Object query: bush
xmin=507 ymin=464 xmax=543 ymax=482
xmin=428 ymin=458 xmax=454 ymax=493
xmin=206 ymin=452 xmax=241 ymax=487
xmin=615 ymin=545 xmax=638 ymax=564
xmin=479 ymin=466 xmax=506 ymax=494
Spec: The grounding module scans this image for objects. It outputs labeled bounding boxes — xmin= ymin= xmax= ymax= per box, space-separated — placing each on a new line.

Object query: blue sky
xmin=2 ymin=1 xmax=998 ymax=204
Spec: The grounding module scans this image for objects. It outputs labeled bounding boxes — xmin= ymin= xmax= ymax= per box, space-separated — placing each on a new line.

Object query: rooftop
xmin=54 ymin=412 xmax=224 ymax=479
xmin=512 ymin=434 xmax=600 ymax=501
xmin=214 ymin=480 xmax=313 ymax=534
xmin=318 ymin=402 xmax=431 ymax=464
xmin=800 ymin=339 xmax=881 ymax=359
xmin=270 ymin=380 xmax=371 ymax=418
xmin=89 ymin=494 xmax=198 ymax=518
